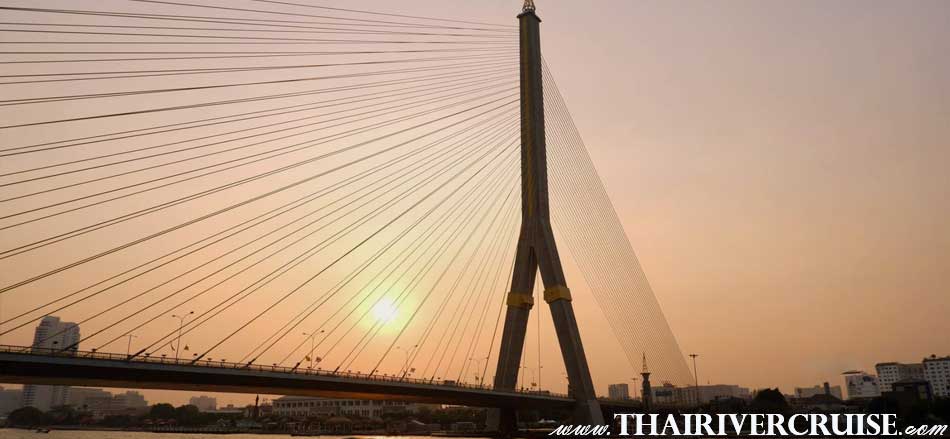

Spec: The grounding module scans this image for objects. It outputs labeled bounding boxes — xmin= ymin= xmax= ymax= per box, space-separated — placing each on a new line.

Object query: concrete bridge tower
xmin=491 ymin=0 xmax=605 ymax=431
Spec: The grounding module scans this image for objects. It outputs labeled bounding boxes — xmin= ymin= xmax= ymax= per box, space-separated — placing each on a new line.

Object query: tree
xmin=932 ymin=397 xmax=950 ymax=423
xmin=751 ymin=388 xmax=789 ymax=413
xmin=174 ymin=404 xmax=203 ymax=426
xmin=8 ymin=406 xmax=47 ymax=426
xmin=47 ymin=405 xmax=82 ymax=425
xmin=149 ymin=403 xmax=176 ymax=420
xmin=100 ymin=414 xmax=135 ymax=428
xmin=867 ymin=396 xmax=898 ymax=416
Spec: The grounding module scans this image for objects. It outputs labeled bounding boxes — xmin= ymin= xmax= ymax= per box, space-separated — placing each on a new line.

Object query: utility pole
xmin=689 ymin=353 xmax=699 ymax=406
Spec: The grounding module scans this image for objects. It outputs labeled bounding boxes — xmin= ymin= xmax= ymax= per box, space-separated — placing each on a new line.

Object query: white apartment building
xmin=875 ymin=362 xmax=925 ymax=392
xmin=273 ymin=396 xmax=435 ymax=419
xmin=842 ymin=370 xmax=881 ymax=399
xmin=22 ymin=316 xmax=80 ymax=411
xmin=923 ymin=355 xmax=950 ymax=398
xmin=189 ymin=395 xmax=218 ymax=412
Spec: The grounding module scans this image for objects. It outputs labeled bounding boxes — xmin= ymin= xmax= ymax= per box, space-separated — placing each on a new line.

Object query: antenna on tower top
xmin=522 ymin=0 xmax=536 ymax=13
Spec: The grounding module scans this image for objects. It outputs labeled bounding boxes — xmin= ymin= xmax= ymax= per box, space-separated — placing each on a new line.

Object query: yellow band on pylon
xmin=506 ymin=291 xmax=535 ymax=309
xmin=544 ymin=285 xmax=572 ymax=303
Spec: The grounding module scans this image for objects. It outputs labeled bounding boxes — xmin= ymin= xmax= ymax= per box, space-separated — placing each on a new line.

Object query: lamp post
xmin=396 ymin=345 xmax=417 ymax=376
xmin=470 ymin=356 xmax=488 ymax=385
xmin=689 ymin=353 xmax=700 ymax=405
xmin=538 ymin=365 xmax=543 ymax=391
xmin=126 ymin=334 xmax=137 ymax=357
xmin=171 ymin=311 xmax=194 ymax=361
xmin=520 ymin=367 xmax=537 ymax=392
xmin=302 ymin=331 xmax=323 ymax=369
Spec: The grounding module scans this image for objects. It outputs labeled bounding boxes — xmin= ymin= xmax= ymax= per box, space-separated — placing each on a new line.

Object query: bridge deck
xmin=0 ymin=345 xmax=575 ymax=408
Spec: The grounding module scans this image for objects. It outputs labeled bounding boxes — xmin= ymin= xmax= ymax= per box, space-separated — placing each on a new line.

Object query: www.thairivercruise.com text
xmin=549 ymin=414 xmax=948 ymax=436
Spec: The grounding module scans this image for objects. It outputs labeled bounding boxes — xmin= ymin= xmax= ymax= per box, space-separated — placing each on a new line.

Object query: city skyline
xmin=3 ymin=330 xmax=947 ymax=409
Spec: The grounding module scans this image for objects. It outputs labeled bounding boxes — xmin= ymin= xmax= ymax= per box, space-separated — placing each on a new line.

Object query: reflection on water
xmin=0 ymin=431 xmax=484 ymax=439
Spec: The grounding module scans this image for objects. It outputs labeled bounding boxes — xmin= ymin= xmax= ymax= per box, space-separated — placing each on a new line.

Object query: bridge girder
xmin=0 ymin=351 xmax=572 ymax=409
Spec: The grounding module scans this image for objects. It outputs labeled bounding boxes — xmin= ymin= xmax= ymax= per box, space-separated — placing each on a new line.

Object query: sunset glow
xmin=371 ymin=298 xmax=399 ymax=324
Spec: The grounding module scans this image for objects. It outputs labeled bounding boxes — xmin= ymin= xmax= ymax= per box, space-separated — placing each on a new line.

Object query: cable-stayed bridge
xmin=0 ymin=0 xmax=688 ymax=431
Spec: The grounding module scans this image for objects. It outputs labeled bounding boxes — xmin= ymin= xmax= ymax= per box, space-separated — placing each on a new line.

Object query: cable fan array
xmin=0 ymin=0 xmax=527 ymax=386
xmin=0 ymin=0 xmax=692 ymax=391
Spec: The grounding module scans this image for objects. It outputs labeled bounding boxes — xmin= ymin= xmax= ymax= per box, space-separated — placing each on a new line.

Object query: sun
xmin=371 ymin=298 xmax=398 ymax=324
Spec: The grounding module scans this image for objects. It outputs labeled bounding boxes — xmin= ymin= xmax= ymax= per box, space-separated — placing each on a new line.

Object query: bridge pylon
xmin=489 ymin=1 xmax=605 ymax=433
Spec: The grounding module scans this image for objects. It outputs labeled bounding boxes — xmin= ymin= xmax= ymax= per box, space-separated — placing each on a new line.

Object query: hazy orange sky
xmin=529 ymin=0 xmax=950 ymax=394
xmin=0 ymin=0 xmax=948 ymax=407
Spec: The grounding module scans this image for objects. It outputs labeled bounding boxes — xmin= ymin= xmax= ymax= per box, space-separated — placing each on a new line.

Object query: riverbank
xmin=0 ymin=426 xmax=505 ymax=437
xmin=0 ymin=429 xmax=502 ymax=439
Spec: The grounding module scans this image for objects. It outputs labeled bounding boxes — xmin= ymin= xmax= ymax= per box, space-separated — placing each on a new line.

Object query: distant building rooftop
xmin=793 ymin=393 xmax=844 ymax=407
xmin=893 ymin=378 xmax=930 ymax=385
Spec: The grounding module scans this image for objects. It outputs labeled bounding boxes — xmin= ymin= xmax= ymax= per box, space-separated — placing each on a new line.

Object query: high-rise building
xmin=875 ymin=362 xmax=925 ymax=392
xmin=114 ymin=391 xmax=148 ymax=410
xmin=923 ymin=355 xmax=950 ymax=398
xmin=68 ymin=388 xmax=112 ymax=409
xmin=608 ymin=383 xmax=630 ymax=400
xmin=22 ymin=316 xmax=80 ymax=411
xmin=842 ymin=370 xmax=881 ymax=399
xmin=189 ymin=395 xmax=218 ymax=412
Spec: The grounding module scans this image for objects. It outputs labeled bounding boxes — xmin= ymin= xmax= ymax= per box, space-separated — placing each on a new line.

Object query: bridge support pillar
xmin=489 ymin=2 xmax=604 ymax=434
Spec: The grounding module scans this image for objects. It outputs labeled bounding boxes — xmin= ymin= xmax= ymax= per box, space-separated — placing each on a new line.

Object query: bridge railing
xmin=0 ymin=344 xmax=567 ymax=399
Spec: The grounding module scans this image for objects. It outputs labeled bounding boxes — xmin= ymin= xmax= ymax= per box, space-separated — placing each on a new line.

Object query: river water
xmin=0 ymin=431 xmax=484 ymax=439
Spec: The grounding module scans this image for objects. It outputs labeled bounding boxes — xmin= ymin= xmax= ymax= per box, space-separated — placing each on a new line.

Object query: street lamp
xmin=538 ymin=365 xmax=543 ymax=391
xmin=689 ymin=353 xmax=700 ymax=405
xmin=520 ymin=366 xmax=536 ymax=392
xmin=395 ymin=345 xmax=416 ymax=376
xmin=302 ymin=331 xmax=323 ymax=369
xmin=171 ymin=311 xmax=194 ymax=361
xmin=470 ymin=356 xmax=488 ymax=385
xmin=526 ymin=367 xmax=537 ymax=392
xmin=126 ymin=334 xmax=138 ymax=357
